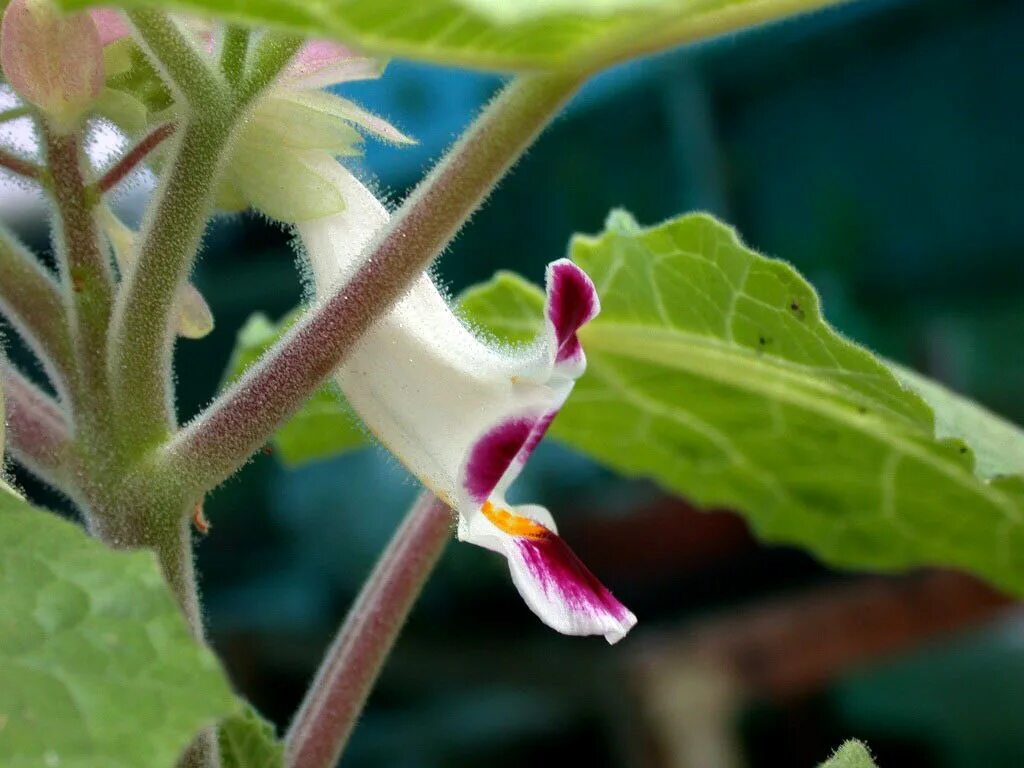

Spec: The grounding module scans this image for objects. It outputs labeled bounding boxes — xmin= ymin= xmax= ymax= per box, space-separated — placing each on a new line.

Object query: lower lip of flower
xmin=481 ymin=499 xmax=634 ymax=628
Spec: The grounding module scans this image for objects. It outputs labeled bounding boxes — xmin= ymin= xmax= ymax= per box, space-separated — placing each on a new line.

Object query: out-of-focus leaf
xmin=56 ymin=0 xmax=848 ymax=73
xmin=0 ymin=381 xmax=15 ymax=496
xmin=819 ymin=740 xmax=879 ymax=768
xmin=93 ymin=87 xmax=148 ymax=135
xmin=890 ymin=362 xmax=1024 ymax=480
xmin=0 ymin=491 xmax=237 ymax=768
xmin=459 ymin=210 xmax=1024 ymax=593
xmin=224 ymin=312 xmax=367 ymax=465
xmin=219 ymin=705 xmax=284 ymax=768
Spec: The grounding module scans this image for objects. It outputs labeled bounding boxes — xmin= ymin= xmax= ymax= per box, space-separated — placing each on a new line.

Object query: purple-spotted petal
xmin=546 ymin=259 xmax=600 ymax=369
xmin=462 ymin=408 xmax=560 ymax=505
xmin=495 ymin=516 xmax=636 ymax=644
xmin=463 ymin=417 xmax=536 ymax=503
xmin=459 ymin=260 xmax=598 ymax=507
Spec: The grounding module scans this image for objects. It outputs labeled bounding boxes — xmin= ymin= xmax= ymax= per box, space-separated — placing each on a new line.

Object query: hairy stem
xmin=236 ymin=31 xmax=303 ymax=104
xmin=285 ymin=493 xmax=451 ymax=768
xmin=110 ymin=31 xmax=299 ymax=450
xmin=219 ymin=25 xmax=250 ymax=88
xmin=96 ymin=122 xmax=176 ymax=193
xmin=163 ymin=72 xmax=582 ymax=493
xmin=109 ymin=116 xmax=231 ymax=446
xmin=0 ymin=362 xmax=73 ymax=489
xmin=44 ymin=127 xmax=114 ymax=439
xmin=178 ymin=734 xmax=218 ymax=768
xmin=0 ymin=227 xmax=75 ymax=390
xmin=81 ymin=450 xmax=212 ymax=766
xmin=126 ymin=9 xmax=225 ymax=107
xmin=0 ymin=105 xmax=30 ymax=124
xmin=0 ymin=146 xmax=43 ymax=180
xmin=83 ymin=487 xmax=201 ymax=636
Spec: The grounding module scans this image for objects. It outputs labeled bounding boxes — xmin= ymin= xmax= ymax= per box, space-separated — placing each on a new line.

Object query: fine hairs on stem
xmin=285 ymin=493 xmax=452 ymax=768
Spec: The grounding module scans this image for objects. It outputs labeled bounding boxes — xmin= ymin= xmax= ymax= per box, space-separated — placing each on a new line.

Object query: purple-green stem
xmin=96 ymin=121 xmax=176 ymax=193
xmin=159 ymin=71 xmax=583 ymax=496
xmin=0 ymin=362 xmax=72 ymax=488
xmin=285 ymin=493 xmax=452 ymax=768
xmin=44 ymin=126 xmax=115 ymax=441
xmin=0 ymin=145 xmax=43 ymax=180
xmin=0 ymin=227 xmax=75 ymax=391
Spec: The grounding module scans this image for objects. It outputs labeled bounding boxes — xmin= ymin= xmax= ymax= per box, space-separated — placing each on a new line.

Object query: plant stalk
xmin=96 ymin=122 xmax=176 ymax=193
xmin=0 ymin=227 xmax=76 ymax=391
xmin=236 ymin=31 xmax=303 ymax=104
xmin=126 ymin=9 xmax=225 ymax=107
xmin=0 ymin=105 xmax=30 ymax=124
xmin=108 ymin=115 xmax=232 ymax=447
xmin=0 ymin=146 xmax=44 ymax=180
xmin=285 ymin=493 xmax=451 ymax=768
xmin=162 ymin=72 xmax=582 ymax=494
xmin=44 ymin=127 xmax=115 ymax=440
xmin=219 ymin=25 xmax=250 ymax=88
xmin=0 ymin=361 xmax=73 ymax=488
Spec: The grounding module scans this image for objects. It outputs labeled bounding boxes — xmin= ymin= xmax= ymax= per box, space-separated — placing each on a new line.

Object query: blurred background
xmin=5 ymin=0 xmax=1024 ymax=765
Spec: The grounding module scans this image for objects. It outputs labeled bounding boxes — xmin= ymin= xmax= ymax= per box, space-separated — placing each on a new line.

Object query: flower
xmin=0 ymin=0 xmax=104 ymax=132
xmin=298 ymin=162 xmax=637 ymax=643
xmin=220 ymin=39 xmax=413 ymax=222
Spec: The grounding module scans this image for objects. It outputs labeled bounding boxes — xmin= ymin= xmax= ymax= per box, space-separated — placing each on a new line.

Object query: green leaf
xmin=819 ymin=740 xmax=879 ymax=768
xmin=93 ymin=87 xmax=149 ymax=136
xmin=225 ymin=312 xmax=367 ymax=465
xmin=219 ymin=705 xmax=284 ymax=768
xmin=890 ymin=362 xmax=1024 ymax=481
xmin=0 ymin=377 xmax=10 ymax=496
xmin=0 ymin=495 xmax=237 ymax=768
xmin=459 ymin=211 xmax=1024 ymax=594
xmin=57 ymin=0 xmax=847 ymax=72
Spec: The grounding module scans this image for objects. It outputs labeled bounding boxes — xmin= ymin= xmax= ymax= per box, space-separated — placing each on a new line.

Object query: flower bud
xmin=97 ymin=205 xmax=214 ymax=339
xmin=1 ymin=0 xmax=103 ymax=131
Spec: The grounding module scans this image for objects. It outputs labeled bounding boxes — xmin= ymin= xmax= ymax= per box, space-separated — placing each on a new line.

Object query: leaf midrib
xmin=584 ymin=320 xmax=1022 ymax=524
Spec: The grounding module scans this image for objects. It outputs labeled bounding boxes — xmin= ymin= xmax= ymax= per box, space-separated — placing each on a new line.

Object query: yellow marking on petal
xmin=482 ymin=500 xmax=548 ymax=539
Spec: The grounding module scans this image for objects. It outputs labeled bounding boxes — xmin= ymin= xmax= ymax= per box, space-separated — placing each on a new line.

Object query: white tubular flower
xmin=298 ymin=161 xmax=637 ymax=643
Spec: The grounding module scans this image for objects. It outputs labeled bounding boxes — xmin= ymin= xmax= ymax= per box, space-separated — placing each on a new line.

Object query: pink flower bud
xmin=1 ymin=0 xmax=103 ymax=131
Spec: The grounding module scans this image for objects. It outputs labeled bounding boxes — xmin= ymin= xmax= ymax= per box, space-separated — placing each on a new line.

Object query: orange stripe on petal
xmin=482 ymin=500 xmax=548 ymax=539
